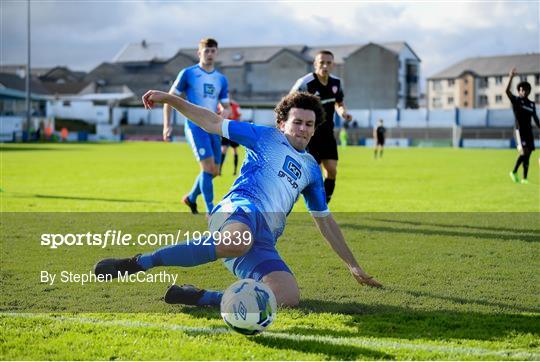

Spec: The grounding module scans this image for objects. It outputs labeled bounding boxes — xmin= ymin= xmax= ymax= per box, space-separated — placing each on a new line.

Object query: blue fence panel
xmin=459 ymin=108 xmax=488 ymax=127
xmin=427 ymin=109 xmax=455 ymax=127
xmin=487 ymin=109 xmax=514 ymax=127
xmin=400 ymin=109 xmax=428 ymax=128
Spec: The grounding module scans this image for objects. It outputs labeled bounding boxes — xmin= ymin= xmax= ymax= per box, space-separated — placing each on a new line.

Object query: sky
xmin=1 ymin=0 xmax=539 ymax=87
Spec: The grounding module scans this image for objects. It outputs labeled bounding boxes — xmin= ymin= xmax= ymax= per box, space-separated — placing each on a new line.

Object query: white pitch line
xmin=2 ymin=313 xmax=539 ymax=360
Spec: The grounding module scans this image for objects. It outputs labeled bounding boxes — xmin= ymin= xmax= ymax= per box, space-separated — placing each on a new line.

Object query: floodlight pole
xmin=25 ymin=0 xmax=31 ymax=137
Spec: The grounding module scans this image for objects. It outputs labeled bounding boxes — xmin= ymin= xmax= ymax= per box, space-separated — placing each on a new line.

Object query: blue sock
xmin=188 ymin=174 xmax=202 ymax=203
xmin=137 ymin=241 xmax=216 ymax=270
xmin=197 ymin=290 xmax=223 ymax=306
xmin=199 ymin=171 xmax=214 ymax=212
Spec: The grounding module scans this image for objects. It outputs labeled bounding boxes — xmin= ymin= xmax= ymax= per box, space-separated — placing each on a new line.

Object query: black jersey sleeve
xmin=336 ymin=80 xmax=344 ymax=104
xmin=507 ymin=93 xmax=517 ymax=105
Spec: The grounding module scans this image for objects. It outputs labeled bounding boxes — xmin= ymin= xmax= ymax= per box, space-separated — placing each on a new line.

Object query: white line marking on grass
xmin=3 ymin=313 xmax=539 ymax=360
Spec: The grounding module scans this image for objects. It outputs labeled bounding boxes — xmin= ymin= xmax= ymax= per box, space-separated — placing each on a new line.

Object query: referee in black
xmin=506 ymin=67 xmax=540 ymax=184
xmin=290 ymin=50 xmax=352 ymax=203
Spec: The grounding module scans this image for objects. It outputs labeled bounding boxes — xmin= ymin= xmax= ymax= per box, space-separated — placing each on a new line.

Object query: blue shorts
xmin=208 ymin=204 xmax=292 ymax=281
xmin=185 ymin=122 xmax=222 ymax=163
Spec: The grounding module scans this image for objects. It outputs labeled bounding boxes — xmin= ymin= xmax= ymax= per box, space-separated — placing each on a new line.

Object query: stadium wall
xmin=4 ymin=105 xmax=539 ymax=148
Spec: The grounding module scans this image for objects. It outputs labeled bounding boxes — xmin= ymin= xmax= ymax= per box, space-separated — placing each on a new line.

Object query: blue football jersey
xmin=218 ymin=119 xmax=329 ymax=240
xmin=172 ymin=65 xmax=229 ymax=128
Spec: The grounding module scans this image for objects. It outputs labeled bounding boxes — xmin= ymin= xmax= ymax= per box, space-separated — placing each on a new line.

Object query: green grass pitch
xmin=1 ymin=142 xmax=539 ymax=360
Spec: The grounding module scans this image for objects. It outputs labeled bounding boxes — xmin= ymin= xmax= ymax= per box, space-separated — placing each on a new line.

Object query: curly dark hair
xmin=517 ymin=81 xmax=531 ymax=95
xmin=274 ymin=91 xmax=325 ymax=127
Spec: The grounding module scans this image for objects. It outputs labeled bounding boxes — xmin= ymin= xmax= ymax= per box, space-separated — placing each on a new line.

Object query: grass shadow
xmin=295 ymin=299 xmax=540 ymax=342
xmin=369 ymin=217 xmax=540 ymax=236
xmin=340 ymin=222 xmax=539 ymax=243
xmin=5 ymin=192 xmax=166 ymax=204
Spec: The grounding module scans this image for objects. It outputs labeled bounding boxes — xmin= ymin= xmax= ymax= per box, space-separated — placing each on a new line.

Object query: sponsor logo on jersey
xmin=278 ymin=155 xmax=301 ymax=189
xmin=332 ymin=86 xmax=338 ymax=94
xmin=204 ymin=83 xmax=215 ymax=98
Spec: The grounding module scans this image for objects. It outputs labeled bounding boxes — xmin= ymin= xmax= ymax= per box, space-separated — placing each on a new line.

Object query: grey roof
xmin=40 ymin=66 xmax=87 ymax=82
xmin=113 ymin=40 xmax=166 ymax=63
xmin=0 ymin=65 xmax=52 ymax=77
xmin=429 ymin=53 xmax=540 ymax=79
xmin=0 ymin=72 xmax=50 ymax=94
xmin=83 ymin=61 xmax=175 ymax=100
xmin=305 ymin=44 xmax=365 ymax=63
xmin=177 ymin=45 xmax=308 ymax=66
xmin=40 ymin=81 xmax=90 ymax=95
xmin=306 ymin=42 xmax=419 ymax=63
xmin=176 ymin=42 xmax=415 ymax=66
xmin=381 ymin=42 xmax=421 ymax=61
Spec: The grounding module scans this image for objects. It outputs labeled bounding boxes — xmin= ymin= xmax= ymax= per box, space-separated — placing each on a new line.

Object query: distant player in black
xmin=373 ymin=119 xmax=386 ymax=159
xmin=506 ymin=67 xmax=540 ymax=184
xmin=290 ymin=50 xmax=352 ymax=203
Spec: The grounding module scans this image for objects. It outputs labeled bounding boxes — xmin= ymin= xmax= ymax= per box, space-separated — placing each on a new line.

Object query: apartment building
xmin=427 ymin=53 xmax=540 ymax=109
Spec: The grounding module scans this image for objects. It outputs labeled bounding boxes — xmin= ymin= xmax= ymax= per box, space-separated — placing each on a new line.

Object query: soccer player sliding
xmin=94 ymin=90 xmax=381 ymax=308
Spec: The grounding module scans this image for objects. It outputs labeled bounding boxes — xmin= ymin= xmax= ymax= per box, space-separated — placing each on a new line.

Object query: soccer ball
xmin=220 ymin=279 xmax=277 ymax=335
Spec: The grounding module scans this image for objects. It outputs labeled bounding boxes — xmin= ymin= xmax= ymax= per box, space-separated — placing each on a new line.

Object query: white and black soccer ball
xmin=220 ymin=279 xmax=277 ymax=335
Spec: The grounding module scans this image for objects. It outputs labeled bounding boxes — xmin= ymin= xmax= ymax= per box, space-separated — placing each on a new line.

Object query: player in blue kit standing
xmin=163 ymin=38 xmax=230 ymax=215
xmin=94 ymin=91 xmax=382 ymax=307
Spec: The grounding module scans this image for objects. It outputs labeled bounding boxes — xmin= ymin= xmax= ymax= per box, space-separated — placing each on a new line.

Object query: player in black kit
xmin=290 ymin=50 xmax=352 ymax=203
xmin=506 ymin=67 xmax=540 ymax=184
xmin=373 ymin=119 xmax=386 ymax=159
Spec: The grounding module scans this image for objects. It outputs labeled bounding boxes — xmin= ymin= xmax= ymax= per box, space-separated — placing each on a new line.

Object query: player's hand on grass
xmin=350 ymin=266 xmax=382 ymax=288
xmin=142 ymin=90 xmax=169 ymax=109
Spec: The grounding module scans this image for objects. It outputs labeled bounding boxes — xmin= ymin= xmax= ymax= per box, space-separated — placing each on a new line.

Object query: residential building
xmin=111 ymin=40 xmax=421 ymax=108
xmin=427 ymin=53 xmax=540 ymax=109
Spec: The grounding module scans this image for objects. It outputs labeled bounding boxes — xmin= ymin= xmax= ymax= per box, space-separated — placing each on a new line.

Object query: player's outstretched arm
xmin=143 ymin=90 xmax=223 ymax=136
xmin=313 ymin=214 xmax=382 ymax=288
xmin=162 ymin=88 xmax=177 ymax=142
xmin=505 ymin=67 xmax=516 ymax=99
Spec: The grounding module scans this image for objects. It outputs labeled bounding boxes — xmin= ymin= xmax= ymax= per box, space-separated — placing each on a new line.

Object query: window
xmin=62 ymin=101 xmax=71 ymax=107
xmin=478 ymin=95 xmax=488 ymax=107
xmin=495 ymin=95 xmax=503 ymax=103
xmin=464 ymin=79 xmax=468 ymax=84
xmin=495 ymin=76 xmax=503 ymax=85
xmin=448 ymin=79 xmax=455 ymax=87
xmin=536 ymin=93 xmax=540 ymax=103
xmin=464 ymin=90 xmax=468 ymax=96
xmin=432 ymin=97 xmax=442 ymax=108
xmin=448 ymin=96 xmax=454 ymax=105
xmin=520 ymin=74 xmax=527 ymax=82
xmin=479 ymin=77 xmax=488 ymax=88
xmin=464 ymin=101 xmax=468 ymax=107
xmin=433 ymin=80 xmax=442 ymax=91
xmin=535 ymin=74 xmax=540 ymax=85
